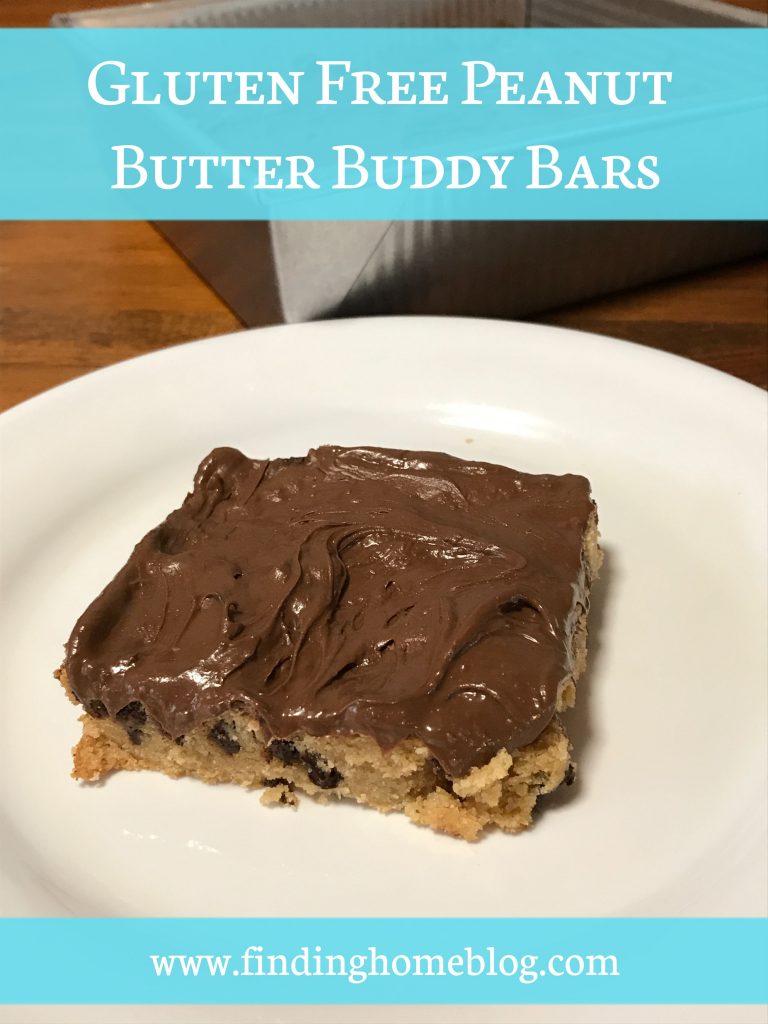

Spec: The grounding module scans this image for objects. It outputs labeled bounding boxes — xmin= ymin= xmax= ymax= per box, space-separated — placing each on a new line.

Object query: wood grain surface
xmin=1 ymin=0 xmax=766 ymax=411
xmin=1 ymin=0 xmax=765 ymax=20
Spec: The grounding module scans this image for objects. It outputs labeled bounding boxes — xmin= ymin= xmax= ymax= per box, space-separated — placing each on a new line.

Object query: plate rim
xmin=1 ymin=314 xmax=765 ymax=919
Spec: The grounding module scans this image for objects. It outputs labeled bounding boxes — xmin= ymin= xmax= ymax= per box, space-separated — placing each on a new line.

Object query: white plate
xmin=1 ymin=317 xmax=766 ymax=924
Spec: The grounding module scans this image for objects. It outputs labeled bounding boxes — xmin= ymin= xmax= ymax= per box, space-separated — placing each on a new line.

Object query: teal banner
xmin=0 ymin=918 xmax=766 ymax=1004
xmin=0 ymin=28 xmax=766 ymax=220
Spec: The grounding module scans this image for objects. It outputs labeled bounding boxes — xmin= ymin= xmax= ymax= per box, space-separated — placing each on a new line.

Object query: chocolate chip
xmin=269 ymin=739 xmax=302 ymax=766
xmin=116 ymin=701 xmax=147 ymax=726
xmin=115 ymin=701 xmax=146 ymax=744
xmin=87 ymin=700 xmax=108 ymax=719
xmin=564 ymin=763 xmax=576 ymax=786
xmin=306 ymin=760 xmax=342 ymax=789
xmin=174 ymin=736 xmax=185 ymax=747
xmin=431 ymin=758 xmax=453 ymax=793
xmin=269 ymin=739 xmax=342 ymax=790
xmin=209 ymin=720 xmax=241 ymax=755
xmin=263 ymin=777 xmax=294 ymax=790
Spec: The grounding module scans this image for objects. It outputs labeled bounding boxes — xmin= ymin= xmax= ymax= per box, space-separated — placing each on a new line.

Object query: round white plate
xmin=1 ymin=317 xmax=766 ymax=924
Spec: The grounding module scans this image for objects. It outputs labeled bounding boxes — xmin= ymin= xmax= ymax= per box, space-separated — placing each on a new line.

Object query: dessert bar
xmin=60 ymin=445 xmax=600 ymax=840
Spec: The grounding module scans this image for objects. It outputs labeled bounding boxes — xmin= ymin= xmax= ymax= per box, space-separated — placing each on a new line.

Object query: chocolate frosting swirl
xmin=65 ymin=446 xmax=594 ymax=777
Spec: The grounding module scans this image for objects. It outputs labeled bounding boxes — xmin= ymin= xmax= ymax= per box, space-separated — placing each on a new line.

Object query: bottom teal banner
xmin=0 ymin=918 xmax=765 ymax=1005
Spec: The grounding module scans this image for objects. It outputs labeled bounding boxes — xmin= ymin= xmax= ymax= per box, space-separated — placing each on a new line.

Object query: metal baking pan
xmin=54 ymin=0 xmax=768 ymax=324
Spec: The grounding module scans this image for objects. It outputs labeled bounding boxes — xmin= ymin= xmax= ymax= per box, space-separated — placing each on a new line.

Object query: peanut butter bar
xmin=60 ymin=446 xmax=600 ymax=840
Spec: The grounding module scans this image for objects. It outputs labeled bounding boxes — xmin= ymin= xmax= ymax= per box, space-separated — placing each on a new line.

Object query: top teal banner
xmin=1 ymin=28 xmax=766 ymax=220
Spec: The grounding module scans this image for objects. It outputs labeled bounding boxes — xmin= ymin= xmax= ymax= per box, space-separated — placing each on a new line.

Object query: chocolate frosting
xmin=65 ymin=446 xmax=594 ymax=778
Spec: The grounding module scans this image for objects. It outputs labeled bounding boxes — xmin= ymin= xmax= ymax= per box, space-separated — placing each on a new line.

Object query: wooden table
xmin=1 ymin=1 xmax=766 ymax=411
